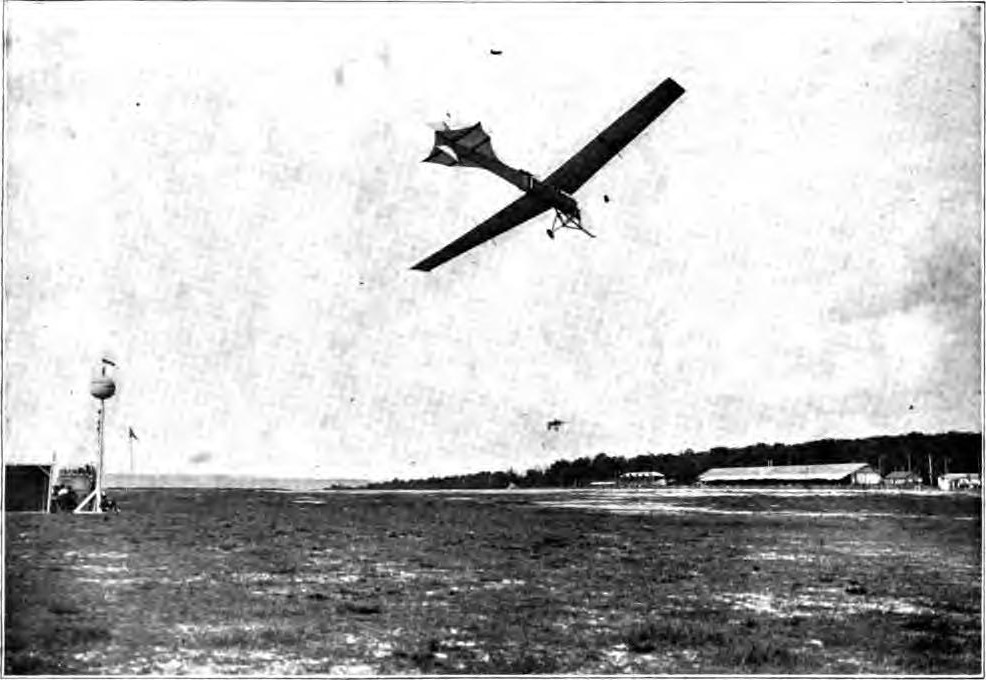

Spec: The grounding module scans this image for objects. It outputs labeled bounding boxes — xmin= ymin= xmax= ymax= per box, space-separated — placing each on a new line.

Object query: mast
xmin=79 ymin=359 xmax=116 ymax=513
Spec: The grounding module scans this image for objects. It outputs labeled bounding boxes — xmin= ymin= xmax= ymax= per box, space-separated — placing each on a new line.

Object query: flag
xmin=128 ymin=427 xmax=139 ymax=441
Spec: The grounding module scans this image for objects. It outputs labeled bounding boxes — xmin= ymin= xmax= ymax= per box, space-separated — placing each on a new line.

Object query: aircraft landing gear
xmin=547 ymin=208 xmax=596 ymax=239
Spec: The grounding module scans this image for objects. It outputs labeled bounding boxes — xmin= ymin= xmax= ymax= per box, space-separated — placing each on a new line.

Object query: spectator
xmin=62 ymin=487 xmax=78 ymax=513
xmin=100 ymin=495 xmax=120 ymax=514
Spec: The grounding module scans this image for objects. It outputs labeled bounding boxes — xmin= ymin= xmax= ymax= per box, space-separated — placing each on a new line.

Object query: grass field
xmin=5 ymin=487 xmax=981 ymax=674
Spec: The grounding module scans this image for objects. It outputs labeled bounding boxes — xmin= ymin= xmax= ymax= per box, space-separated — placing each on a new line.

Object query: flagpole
xmin=129 ymin=431 xmax=134 ymax=475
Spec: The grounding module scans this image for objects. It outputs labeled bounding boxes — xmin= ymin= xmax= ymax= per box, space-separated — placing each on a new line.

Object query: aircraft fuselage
xmin=454 ymin=150 xmax=580 ymax=219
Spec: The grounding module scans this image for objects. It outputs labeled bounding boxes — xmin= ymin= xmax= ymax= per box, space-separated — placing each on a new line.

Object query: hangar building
xmin=697 ymin=462 xmax=882 ymax=487
xmin=4 ymin=464 xmax=55 ymax=512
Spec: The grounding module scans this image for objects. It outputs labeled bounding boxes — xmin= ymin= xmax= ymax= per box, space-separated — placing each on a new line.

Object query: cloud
xmin=188 ymin=451 xmax=213 ymax=465
xmin=828 ymin=234 xmax=980 ymax=349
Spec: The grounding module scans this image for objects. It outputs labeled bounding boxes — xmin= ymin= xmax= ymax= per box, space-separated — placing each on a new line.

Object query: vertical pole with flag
xmin=129 ymin=427 xmax=139 ymax=475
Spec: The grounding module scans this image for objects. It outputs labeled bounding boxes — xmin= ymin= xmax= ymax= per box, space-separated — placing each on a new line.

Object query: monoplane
xmin=411 ymin=77 xmax=685 ymax=271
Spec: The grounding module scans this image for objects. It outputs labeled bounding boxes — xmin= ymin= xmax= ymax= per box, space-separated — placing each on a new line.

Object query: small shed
xmin=618 ymin=471 xmax=666 ymax=488
xmin=884 ymin=470 xmax=923 ymax=487
xmin=937 ymin=473 xmax=981 ymax=491
xmin=4 ymin=464 xmax=55 ymax=512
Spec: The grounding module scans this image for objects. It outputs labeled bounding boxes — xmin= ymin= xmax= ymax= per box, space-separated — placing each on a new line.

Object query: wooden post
xmin=927 ymin=452 xmax=933 ymax=486
xmin=46 ymin=452 xmax=56 ymax=514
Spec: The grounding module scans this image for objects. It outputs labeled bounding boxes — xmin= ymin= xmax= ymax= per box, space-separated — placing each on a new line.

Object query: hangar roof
xmin=698 ymin=463 xmax=875 ymax=483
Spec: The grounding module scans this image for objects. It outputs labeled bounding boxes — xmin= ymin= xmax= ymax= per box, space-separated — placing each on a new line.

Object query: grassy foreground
xmin=5 ymin=488 xmax=982 ymax=674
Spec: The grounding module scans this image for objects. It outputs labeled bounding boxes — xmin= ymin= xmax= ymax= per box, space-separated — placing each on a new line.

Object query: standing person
xmin=52 ymin=485 xmax=65 ymax=512
xmin=63 ymin=487 xmax=78 ymax=513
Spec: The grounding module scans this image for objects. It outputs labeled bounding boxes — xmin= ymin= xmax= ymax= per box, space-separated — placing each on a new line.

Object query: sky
xmin=3 ymin=2 xmax=982 ymax=481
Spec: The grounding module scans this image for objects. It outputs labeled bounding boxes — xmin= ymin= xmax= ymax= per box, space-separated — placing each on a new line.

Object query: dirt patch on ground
xmin=5 ymin=488 xmax=981 ymax=674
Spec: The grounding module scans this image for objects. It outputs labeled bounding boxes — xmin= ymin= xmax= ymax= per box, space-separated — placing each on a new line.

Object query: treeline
xmin=365 ymin=431 xmax=981 ymax=490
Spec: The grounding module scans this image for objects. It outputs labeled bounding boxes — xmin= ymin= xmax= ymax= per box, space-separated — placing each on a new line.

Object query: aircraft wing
xmin=545 ymin=77 xmax=685 ymax=194
xmin=410 ymin=193 xmax=550 ymax=272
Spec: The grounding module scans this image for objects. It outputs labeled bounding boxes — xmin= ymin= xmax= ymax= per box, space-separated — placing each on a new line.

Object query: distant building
xmin=588 ymin=480 xmax=617 ymax=488
xmin=697 ymin=463 xmax=882 ymax=487
xmin=937 ymin=473 xmax=981 ymax=491
xmin=884 ymin=470 xmax=923 ymax=487
xmin=618 ymin=471 xmax=666 ymax=488
xmin=57 ymin=466 xmax=96 ymax=497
